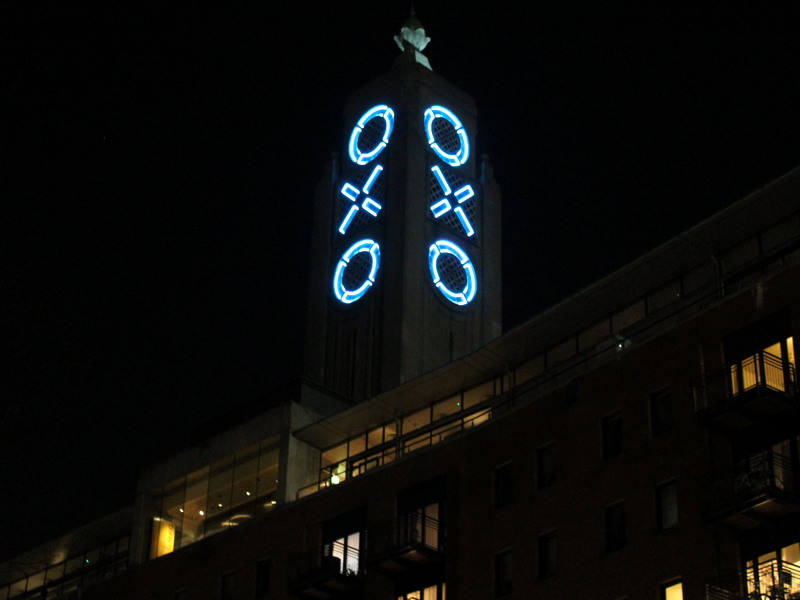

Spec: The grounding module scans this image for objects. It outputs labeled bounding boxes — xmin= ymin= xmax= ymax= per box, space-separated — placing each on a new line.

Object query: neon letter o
xmin=333 ymin=239 xmax=381 ymax=304
xmin=348 ymin=105 xmax=395 ymax=165
xmin=428 ymin=240 xmax=477 ymax=306
xmin=424 ymin=105 xmax=470 ymax=167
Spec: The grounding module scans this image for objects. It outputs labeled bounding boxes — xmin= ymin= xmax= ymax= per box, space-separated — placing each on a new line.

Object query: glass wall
xmin=306 ymin=379 xmax=502 ymax=495
xmin=2 ymin=535 xmax=129 ymax=600
xmin=150 ymin=436 xmax=280 ymax=558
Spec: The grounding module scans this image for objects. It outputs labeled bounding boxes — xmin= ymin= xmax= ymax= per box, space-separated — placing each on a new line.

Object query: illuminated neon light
xmin=348 ymin=105 xmax=395 ymax=165
xmin=363 ymin=165 xmax=383 ymax=193
xmin=362 ymin=198 xmax=381 ymax=216
xmin=454 ymin=185 xmax=474 ymax=203
xmin=430 ymin=165 xmax=452 ymax=195
xmin=333 ymin=239 xmax=381 ymax=304
xmin=424 ymin=105 xmax=470 ymax=166
xmin=429 ymin=167 xmax=475 ymax=237
xmin=428 ymin=240 xmax=477 ymax=305
xmin=338 ymin=206 xmax=359 ymax=235
xmin=338 ymin=165 xmax=385 ymax=234
xmin=430 ymin=198 xmax=452 ymax=218
xmin=453 ymin=207 xmax=475 ymax=237
xmin=341 ymin=182 xmax=359 ymax=202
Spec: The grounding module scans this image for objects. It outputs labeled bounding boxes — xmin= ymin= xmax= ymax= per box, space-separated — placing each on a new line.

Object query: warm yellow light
xmin=331 ymin=475 xmax=341 ymax=485
xmin=664 ymin=582 xmax=683 ymax=600
xmin=199 ymin=510 xmax=205 ymax=516
xmin=150 ymin=519 xmax=175 ymax=558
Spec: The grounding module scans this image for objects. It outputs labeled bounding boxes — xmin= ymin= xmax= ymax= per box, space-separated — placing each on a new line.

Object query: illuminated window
xmin=605 ymin=501 xmax=626 ymax=552
xmin=494 ymin=550 xmax=512 ymax=596
xmin=656 ymin=480 xmax=678 ymax=531
xmin=728 ymin=335 xmax=795 ymax=395
xmin=661 ymin=580 xmax=683 ymax=600
xmin=397 ymin=583 xmax=445 ymax=600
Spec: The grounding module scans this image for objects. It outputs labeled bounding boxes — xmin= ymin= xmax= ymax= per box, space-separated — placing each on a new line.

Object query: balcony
xmin=369 ymin=513 xmax=445 ymax=580
xmin=706 ymin=560 xmax=800 ymax=600
xmin=288 ymin=541 xmax=364 ymax=599
xmin=695 ymin=352 xmax=798 ymax=438
xmin=701 ymin=449 xmax=800 ymax=529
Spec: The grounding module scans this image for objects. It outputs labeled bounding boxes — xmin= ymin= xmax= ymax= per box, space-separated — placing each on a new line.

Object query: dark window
xmin=494 ymin=550 xmax=512 ymax=596
xmin=255 ymin=559 xmax=271 ymax=597
xmin=538 ymin=531 xmax=557 ymax=579
xmin=220 ymin=572 xmax=236 ymax=600
xmin=602 ymin=411 xmax=623 ymax=459
xmin=649 ymin=388 xmax=673 ymax=437
xmin=656 ymin=480 xmax=678 ymax=531
xmin=175 ymin=591 xmax=189 ymax=600
xmin=605 ymin=502 xmax=626 ymax=552
xmin=537 ymin=442 xmax=556 ymax=489
xmin=494 ymin=463 xmax=512 ymax=508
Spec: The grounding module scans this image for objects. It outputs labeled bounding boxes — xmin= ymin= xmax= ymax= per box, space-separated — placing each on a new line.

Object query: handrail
xmin=695 ymin=351 xmax=797 ymax=411
xmin=700 ymin=447 xmax=799 ymax=516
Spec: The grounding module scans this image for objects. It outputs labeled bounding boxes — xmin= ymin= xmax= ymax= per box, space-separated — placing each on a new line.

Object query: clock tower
xmin=304 ymin=14 xmax=502 ymax=402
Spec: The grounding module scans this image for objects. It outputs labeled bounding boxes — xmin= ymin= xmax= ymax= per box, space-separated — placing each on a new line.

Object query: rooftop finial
xmin=393 ymin=8 xmax=432 ymax=70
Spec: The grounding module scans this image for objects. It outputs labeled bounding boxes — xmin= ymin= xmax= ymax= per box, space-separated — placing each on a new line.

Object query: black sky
xmin=3 ymin=1 xmax=800 ymax=556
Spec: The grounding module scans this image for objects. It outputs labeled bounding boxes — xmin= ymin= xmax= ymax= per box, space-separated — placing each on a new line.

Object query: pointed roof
xmin=393 ymin=9 xmax=432 ymax=70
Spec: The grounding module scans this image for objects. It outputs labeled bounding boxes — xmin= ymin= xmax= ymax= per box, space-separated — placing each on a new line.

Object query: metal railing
xmin=707 ymin=561 xmax=800 ymax=600
xmin=288 ymin=538 xmax=364 ymax=586
xmin=297 ymin=405 xmax=493 ymax=499
xmin=701 ymin=448 xmax=799 ymax=519
xmin=695 ymin=351 xmax=797 ymax=412
xmin=369 ymin=513 xmax=444 ymax=563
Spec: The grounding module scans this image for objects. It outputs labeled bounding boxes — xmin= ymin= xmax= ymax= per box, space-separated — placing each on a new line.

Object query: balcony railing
xmin=701 ymin=448 xmax=800 ymax=525
xmin=288 ymin=539 xmax=364 ymax=599
xmin=695 ymin=352 xmax=798 ymax=434
xmin=707 ymin=561 xmax=800 ymax=600
xmin=369 ymin=514 xmax=445 ymax=577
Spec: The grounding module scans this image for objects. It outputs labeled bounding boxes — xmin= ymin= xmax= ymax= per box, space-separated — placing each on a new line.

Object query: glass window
xmin=432 ymin=396 xmax=461 ymax=420
xmin=397 ymin=583 xmax=445 ymax=600
xmin=605 ymin=501 xmax=626 ymax=552
xmin=220 ymin=572 xmax=236 ymax=600
xmin=182 ymin=466 xmax=210 ymax=547
xmin=494 ymin=550 xmax=512 ymax=597
xmin=602 ymin=410 xmax=623 ymax=459
xmin=661 ymin=580 xmax=683 ymax=600
xmin=656 ymin=480 xmax=678 ymax=531
xmin=538 ymin=531 xmax=557 ymax=579
xmin=367 ymin=426 xmax=384 ymax=448
xmin=403 ymin=407 xmax=431 ymax=434
xmin=650 ymin=388 xmax=673 ymax=437
xmin=255 ymin=558 xmax=271 ymax=598
xmin=494 ymin=463 xmax=512 ymax=509
xmin=537 ymin=442 xmax=556 ymax=489
xmin=348 ymin=434 xmax=366 ymax=456
xmin=462 ymin=380 xmax=494 ymax=409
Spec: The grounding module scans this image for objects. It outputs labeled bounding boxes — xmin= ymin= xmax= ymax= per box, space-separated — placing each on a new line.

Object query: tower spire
xmin=393 ymin=8 xmax=432 ymax=70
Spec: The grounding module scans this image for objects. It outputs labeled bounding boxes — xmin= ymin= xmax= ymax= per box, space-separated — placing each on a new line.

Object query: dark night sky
xmin=3 ymin=2 xmax=799 ymax=556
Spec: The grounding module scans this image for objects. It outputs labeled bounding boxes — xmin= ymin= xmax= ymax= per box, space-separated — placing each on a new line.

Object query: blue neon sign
xmin=348 ymin=105 xmax=395 ymax=165
xmin=424 ymin=105 xmax=470 ymax=167
xmin=338 ymin=164 xmax=384 ymax=235
xmin=332 ymin=239 xmax=381 ymax=304
xmin=427 ymin=240 xmax=477 ymax=306
xmin=429 ymin=165 xmax=475 ymax=237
